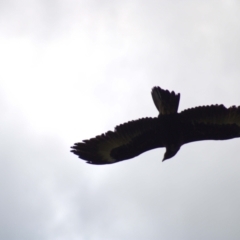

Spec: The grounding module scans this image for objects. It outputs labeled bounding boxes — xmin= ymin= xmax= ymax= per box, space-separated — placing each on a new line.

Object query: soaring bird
xmin=71 ymin=87 xmax=240 ymax=164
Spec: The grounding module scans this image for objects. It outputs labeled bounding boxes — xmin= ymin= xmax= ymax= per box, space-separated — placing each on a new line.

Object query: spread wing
xmin=180 ymin=105 xmax=240 ymax=144
xmin=151 ymin=87 xmax=180 ymax=115
xmin=71 ymin=117 xmax=162 ymax=165
xmin=180 ymin=104 xmax=240 ymax=126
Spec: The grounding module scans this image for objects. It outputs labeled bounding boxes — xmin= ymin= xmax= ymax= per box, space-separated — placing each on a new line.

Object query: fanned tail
xmin=151 ymin=87 xmax=180 ymax=115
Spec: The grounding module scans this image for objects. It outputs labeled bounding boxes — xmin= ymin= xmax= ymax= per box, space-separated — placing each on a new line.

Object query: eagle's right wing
xmin=71 ymin=117 xmax=162 ymax=165
xmin=180 ymin=105 xmax=240 ymax=144
xmin=180 ymin=104 xmax=240 ymax=126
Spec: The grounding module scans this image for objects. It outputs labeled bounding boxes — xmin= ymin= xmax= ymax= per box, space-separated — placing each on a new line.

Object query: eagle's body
xmin=71 ymin=87 xmax=240 ymax=164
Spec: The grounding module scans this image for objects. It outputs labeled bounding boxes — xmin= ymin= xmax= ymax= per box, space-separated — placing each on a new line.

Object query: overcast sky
xmin=1 ymin=0 xmax=240 ymax=239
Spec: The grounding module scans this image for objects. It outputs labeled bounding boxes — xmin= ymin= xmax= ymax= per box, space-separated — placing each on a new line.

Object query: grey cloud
xmin=1 ymin=1 xmax=240 ymax=239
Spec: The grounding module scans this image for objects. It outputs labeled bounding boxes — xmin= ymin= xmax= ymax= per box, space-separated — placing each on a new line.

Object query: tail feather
xmin=151 ymin=87 xmax=180 ymax=115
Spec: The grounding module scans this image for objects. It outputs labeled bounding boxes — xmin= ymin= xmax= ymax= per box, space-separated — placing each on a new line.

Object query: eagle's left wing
xmin=71 ymin=117 xmax=161 ymax=165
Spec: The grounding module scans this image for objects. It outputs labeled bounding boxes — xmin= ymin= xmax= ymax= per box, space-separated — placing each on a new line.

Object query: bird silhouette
xmin=71 ymin=87 xmax=240 ymax=164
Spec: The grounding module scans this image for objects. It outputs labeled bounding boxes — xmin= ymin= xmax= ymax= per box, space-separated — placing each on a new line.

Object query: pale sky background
xmin=1 ymin=1 xmax=240 ymax=239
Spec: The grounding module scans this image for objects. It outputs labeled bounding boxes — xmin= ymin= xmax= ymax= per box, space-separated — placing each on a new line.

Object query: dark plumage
xmin=71 ymin=87 xmax=240 ymax=164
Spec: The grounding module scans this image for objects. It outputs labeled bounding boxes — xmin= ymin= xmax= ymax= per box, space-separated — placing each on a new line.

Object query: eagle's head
xmin=163 ymin=144 xmax=181 ymax=161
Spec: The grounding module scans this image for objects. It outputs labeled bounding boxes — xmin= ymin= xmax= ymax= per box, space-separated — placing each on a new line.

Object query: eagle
xmin=71 ymin=87 xmax=240 ymax=164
